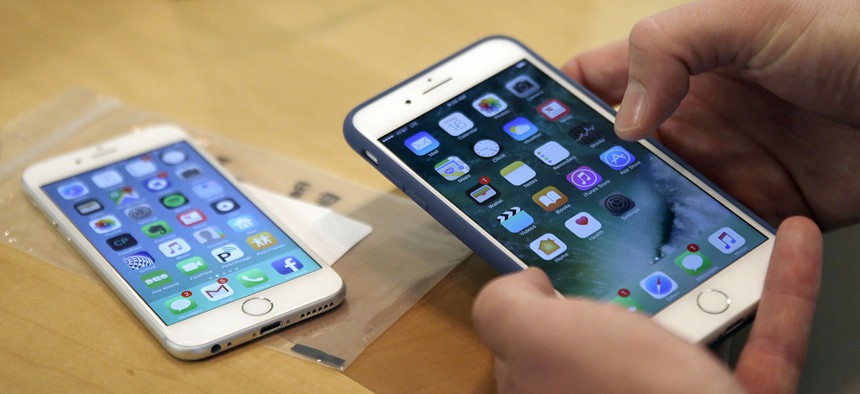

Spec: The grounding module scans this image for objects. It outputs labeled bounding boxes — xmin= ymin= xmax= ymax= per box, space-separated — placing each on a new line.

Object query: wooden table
xmin=0 ymin=1 xmax=694 ymax=392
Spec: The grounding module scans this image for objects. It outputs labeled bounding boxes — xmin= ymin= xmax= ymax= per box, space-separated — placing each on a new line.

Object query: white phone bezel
xmin=22 ymin=125 xmax=345 ymax=359
xmin=350 ymin=37 xmax=774 ymax=343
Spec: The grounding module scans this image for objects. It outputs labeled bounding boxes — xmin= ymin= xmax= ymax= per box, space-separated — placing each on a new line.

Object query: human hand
xmin=472 ymin=217 xmax=821 ymax=393
xmin=562 ymin=0 xmax=860 ymax=230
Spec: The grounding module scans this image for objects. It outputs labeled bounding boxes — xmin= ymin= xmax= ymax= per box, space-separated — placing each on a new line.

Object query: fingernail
xmin=615 ymin=80 xmax=647 ymax=138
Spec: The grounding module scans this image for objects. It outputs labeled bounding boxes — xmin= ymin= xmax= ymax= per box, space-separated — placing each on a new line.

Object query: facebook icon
xmin=271 ymin=256 xmax=304 ymax=275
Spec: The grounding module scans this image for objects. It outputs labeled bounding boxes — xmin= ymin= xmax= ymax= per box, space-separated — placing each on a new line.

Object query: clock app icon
xmin=473 ymin=139 xmax=501 ymax=158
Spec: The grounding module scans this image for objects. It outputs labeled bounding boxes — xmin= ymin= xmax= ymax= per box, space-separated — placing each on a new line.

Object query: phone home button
xmin=696 ymin=289 xmax=730 ymax=314
xmin=241 ymin=297 xmax=273 ymax=316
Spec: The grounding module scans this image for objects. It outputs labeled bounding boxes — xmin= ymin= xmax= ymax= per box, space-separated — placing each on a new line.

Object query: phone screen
xmin=42 ymin=141 xmax=321 ymax=325
xmin=379 ymin=59 xmax=766 ymax=314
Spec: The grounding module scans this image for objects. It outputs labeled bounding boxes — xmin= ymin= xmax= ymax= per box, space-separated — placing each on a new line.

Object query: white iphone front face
xmin=351 ymin=38 xmax=773 ymax=341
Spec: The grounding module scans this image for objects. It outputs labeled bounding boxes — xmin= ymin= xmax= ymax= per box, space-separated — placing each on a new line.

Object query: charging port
xmin=260 ymin=322 xmax=282 ymax=336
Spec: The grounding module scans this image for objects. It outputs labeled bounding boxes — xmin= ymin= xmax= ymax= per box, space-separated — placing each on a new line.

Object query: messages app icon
xmin=404 ymin=131 xmax=439 ymax=156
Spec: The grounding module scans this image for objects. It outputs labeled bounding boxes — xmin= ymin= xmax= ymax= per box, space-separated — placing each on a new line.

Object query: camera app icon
xmin=505 ymin=75 xmax=540 ymax=98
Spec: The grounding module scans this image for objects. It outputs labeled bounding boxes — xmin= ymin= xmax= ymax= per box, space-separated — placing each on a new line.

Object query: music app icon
xmin=708 ymin=227 xmax=746 ymax=254
xmin=566 ymin=166 xmax=602 ymax=191
xmin=158 ymin=238 xmax=192 ymax=257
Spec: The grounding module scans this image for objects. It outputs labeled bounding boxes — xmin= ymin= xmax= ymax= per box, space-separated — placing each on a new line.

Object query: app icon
xmin=228 ymin=215 xmax=257 ymax=231
xmin=500 ymin=161 xmax=536 ymax=186
xmin=160 ymin=193 xmax=188 ymax=209
xmin=109 ymin=186 xmax=141 ymax=205
xmin=125 ymin=157 xmax=157 ymax=177
xmin=211 ymin=197 xmax=239 ymax=214
xmin=122 ymin=251 xmax=154 ymax=270
xmin=497 ymin=207 xmax=534 ymax=233
xmin=193 ymin=226 xmax=224 ymax=244
xmin=176 ymin=256 xmax=208 ymax=275
xmin=271 ymin=256 xmax=304 ymax=275
xmin=211 ymin=243 xmax=245 ymax=264
xmin=404 ymin=131 xmax=439 ymax=156
xmin=74 ymin=199 xmax=103 ymax=215
xmin=246 ymin=231 xmax=278 ymax=250
xmin=708 ymin=227 xmax=746 ymax=254
xmin=570 ymin=123 xmax=601 ymax=145
xmin=57 ymin=181 xmax=89 ymax=200
xmin=505 ymin=75 xmax=540 ymax=98
xmin=472 ymin=93 xmax=508 ymax=117
xmin=165 ymin=295 xmax=197 ymax=314
xmin=566 ymin=166 xmax=602 ymax=191
xmin=160 ymin=149 xmax=187 ymax=165
xmin=124 ymin=204 xmax=153 ymax=220
xmin=141 ymin=220 xmax=173 ymax=238
xmin=502 ymin=117 xmax=539 ymax=141
xmin=144 ymin=173 xmax=170 ymax=192
xmin=108 ymin=233 xmax=138 ymax=252
xmin=158 ymin=238 xmax=191 ymax=257
xmin=177 ymin=209 xmax=207 ymax=226
xmin=467 ymin=183 xmax=499 ymax=205
xmin=91 ymin=170 xmax=124 ymax=189
xmin=600 ymin=146 xmax=636 ymax=170
xmin=201 ymin=281 xmax=234 ymax=302
xmin=192 ymin=180 xmax=223 ymax=199
xmin=176 ymin=165 xmax=202 ymax=180
xmin=141 ymin=270 xmax=172 ymax=288
xmin=532 ymin=186 xmax=568 ymax=211
xmin=438 ymin=112 xmax=474 ymax=136
xmin=89 ymin=214 xmax=121 ymax=234
xmin=611 ymin=295 xmax=642 ymax=312
xmin=529 ymin=233 xmax=568 ymax=260
xmin=473 ymin=139 xmax=501 ymax=158
xmin=537 ymin=99 xmax=571 ymax=121
xmin=674 ymin=250 xmax=713 ymax=275
xmin=534 ymin=141 xmax=570 ymax=165
xmin=640 ymin=271 xmax=678 ymax=299
xmin=434 ymin=156 xmax=470 ymax=181
xmin=237 ymin=268 xmax=270 ymax=287
xmin=565 ymin=212 xmax=602 ymax=238
xmin=601 ymin=193 xmax=636 ymax=216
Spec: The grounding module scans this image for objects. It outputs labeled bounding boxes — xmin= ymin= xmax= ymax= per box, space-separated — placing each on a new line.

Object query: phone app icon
xmin=165 ymin=295 xmax=197 ymax=314
xmin=505 ymin=75 xmax=540 ymax=98
xmin=158 ymin=238 xmax=192 ymax=257
xmin=228 ymin=215 xmax=257 ymax=232
xmin=246 ymin=231 xmax=278 ymax=250
xmin=201 ymin=281 xmax=235 ymax=302
xmin=108 ymin=233 xmax=138 ymax=252
xmin=674 ymin=250 xmax=713 ymax=275
xmin=74 ymin=199 xmax=103 ymax=215
xmin=530 ymin=233 xmax=568 ymax=261
xmin=160 ymin=149 xmax=187 ymax=165
xmin=472 ymin=93 xmax=508 ymax=117
xmin=497 ymin=207 xmax=534 ymax=233
xmin=600 ymin=146 xmax=636 ymax=170
xmin=212 ymin=243 xmax=245 ymax=264
xmin=532 ymin=186 xmax=568 ymax=211
xmin=439 ymin=112 xmax=474 ymax=136
xmin=566 ymin=166 xmax=602 ymax=191
xmin=160 ymin=192 xmax=188 ymax=209
xmin=565 ymin=212 xmax=602 ymax=238
xmin=404 ymin=131 xmax=439 ymax=156
xmin=141 ymin=220 xmax=173 ymax=238
xmin=57 ymin=181 xmax=89 ymax=200
xmin=612 ymin=294 xmax=643 ymax=313
xmin=640 ymin=271 xmax=678 ymax=300
xmin=537 ymin=99 xmax=571 ymax=121
xmin=473 ymin=139 xmax=501 ymax=158
xmin=237 ymin=268 xmax=270 ymax=288
xmin=193 ymin=226 xmax=225 ymax=244
xmin=125 ymin=204 xmax=153 ymax=220
xmin=467 ymin=183 xmax=499 ymax=205
xmin=91 ymin=169 xmax=124 ymax=189
xmin=601 ymin=193 xmax=636 ymax=216
xmin=434 ymin=156 xmax=470 ymax=181
xmin=211 ymin=197 xmax=239 ymax=214
xmin=141 ymin=270 xmax=172 ymax=288
xmin=177 ymin=209 xmax=207 ymax=226
xmin=502 ymin=117 xmax=539 ymax=141
xmin=176 ymin=165 xmax=203 ymax=180
xmin=89 ymin=214 xmax=121 ymax=234
xmin=500 ymin=161 xmax=536 ymax=186
xmin=125 ymin=157 xmax=157 ymax=177
xmin=570 ymin=123 xmax=602 ymax=146
xmin=109 ymin=186 xmax=141 ymax=205
xmin=534 ymin=141 xmax=570 ymax=165
xmin=122 ymin=251 xmax=154 ymax=270
xmin=144 ymin=173 xmax=171 ymax=192
xmin=192 ymin=180 xmax=223 ymax=199
xmin=708 ymin=227 xmax=746 ymax=254
xmin=271 ymin=256 xmax=304 ymax=275
xmin=176 ymin=256 xmax=208 ymax=275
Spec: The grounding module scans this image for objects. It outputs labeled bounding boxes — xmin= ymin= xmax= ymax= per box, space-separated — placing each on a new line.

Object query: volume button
xmin=403 ymin=188 xmax=428 ymax=211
